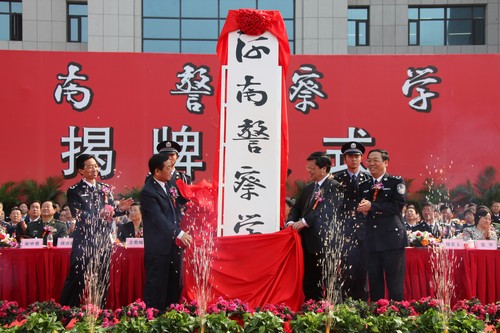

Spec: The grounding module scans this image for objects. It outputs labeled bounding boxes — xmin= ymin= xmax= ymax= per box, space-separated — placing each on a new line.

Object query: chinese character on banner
xmin=289 ymin=64 xmax=327 ymax=114
xmin=170 ymin=63 xmax=214 ymax=114
xmin=235 ymin=33 xmax=271 ymax=62
xmin=61 ymin=126 xmax=116 ymax=179
xmin=153 ymin=125 xmax=205 ymax=179
xmin=323 ymin=127 xmax=376 ymax=173
xmin=402 ymin=66 xmax=441 ymax=113
xmin=233 ymin=118 xmax=269 ymax=153
xmin=233 ymin=166 xmax=267 ymax=200
xmin=236 ymin=75 xmax=268 ymax=106
xmin=54 ymin=62 xmax=94 ymax=112
xmin=234 ymin=213 xmax=264 ymax=234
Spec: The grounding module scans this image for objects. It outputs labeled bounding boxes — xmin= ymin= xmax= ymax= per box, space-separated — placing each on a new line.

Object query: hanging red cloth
xmin=214 ymin=9 xmax=290 ymax=227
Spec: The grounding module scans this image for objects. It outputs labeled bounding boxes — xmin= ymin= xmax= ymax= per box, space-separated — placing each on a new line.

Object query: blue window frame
xmin=409 ymin=6 xmax=485 ymax=46
xmin=0 ymin=0 xmax=22 ymax=41
xmin=68 ymin=2 xmax=88 ymax=43
xmin=348 ymin=7 xmax=369 ymax=46
xmin=143 ymin=0 xmax=295 ymax=54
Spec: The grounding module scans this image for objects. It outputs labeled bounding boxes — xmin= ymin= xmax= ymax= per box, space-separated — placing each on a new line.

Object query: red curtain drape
xmin=182 ymin=227 xmax=304 ymax=310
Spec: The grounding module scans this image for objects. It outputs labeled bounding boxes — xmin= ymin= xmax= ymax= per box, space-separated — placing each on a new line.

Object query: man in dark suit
xmin=156 ymin=140 xmax=191 ymax=225
xmin=60 ymin=154 xmax=133 ymax=308
xmin=287 ymin=151 xmax=340 ymax=301
xmin=490 ymin=201 xmax=499 ymax=224
xmin=333 ymin=141 xmax=370 ymax=301
xmin=141 ymin=153 xmax=193 ymax=311
xmin=357 ymin=149 xmax=407 ymax=302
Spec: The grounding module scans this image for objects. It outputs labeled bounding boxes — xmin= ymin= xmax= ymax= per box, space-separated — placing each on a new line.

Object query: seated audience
xmin=0 ymin=202 xmax=4 ymax=221
xmin=6 ymin=208 xmax=22 ymax=238
xmin=462 ymin=207 xmax=497 ymax=241
xmin=117 ymin=202 xmax=143 ymax=242
xmin=61 ymin=204 xmax=77 ymax=236
xmin=26 ymin=201 xmax=68 ymax=245
xmin=490 ymin=201 xmax=499 ymax=223
xmin=439 ymin=205 xmax=457 ymax=239
xmin=404 ymin=205 xmax=421 ymax=232
xmin=16 ymin=201 xmax=42 ymax=239
xmin=460 ymin=209 xmax=476 ymax=232
xmin=414 ymin=201 xmax=441 ymax=237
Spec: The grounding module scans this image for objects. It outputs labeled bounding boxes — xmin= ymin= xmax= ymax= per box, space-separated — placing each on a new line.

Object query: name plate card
xmin=126 ymin=238 xmax=144 ymax=248
xmin=442 ymin=239 xmax=465 ymax=249
xmin=57 ymin=238 xmax=73 ymax=248
xmin=474 ymin=240 xmax=498 ymax=250
xmin=20 ymin=238 xmax=43 ymax=249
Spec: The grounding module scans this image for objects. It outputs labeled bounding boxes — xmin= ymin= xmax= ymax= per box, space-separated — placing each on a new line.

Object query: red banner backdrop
xmin=0 ymin=50 xmax=499 ymax=201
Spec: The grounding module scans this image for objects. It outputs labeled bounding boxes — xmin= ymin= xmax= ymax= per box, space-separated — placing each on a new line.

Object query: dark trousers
xmin=144 ymin=248 xmax=182 ymax=312
xmin=60 ymin=247 xmax=111 ymax=308
xmin=367 ymin=248 xmax=406 ymax=302
xmin=341 ymin=241 xmax=368 ymax=301
xmin=302 ymin=250 xmax=323 ymax=301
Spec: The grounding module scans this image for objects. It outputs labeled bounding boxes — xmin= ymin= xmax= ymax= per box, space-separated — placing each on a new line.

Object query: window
xmin=408 ymin=6 xmax=485 ymax=46
xmin=67 ymin=2 xmax=88 ymax=43
xmin=142 ymin=0 xmax=295 ymax=54
xmin=0 ymin=0 xmax=22 ymax=41
xmin=348 ymin=7 xmax=369 ymax=46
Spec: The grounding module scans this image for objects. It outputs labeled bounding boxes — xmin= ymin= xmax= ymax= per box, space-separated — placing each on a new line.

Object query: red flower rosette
xmin=237 ymin=9 xmax=273 ymax=35
xmin=372 ymin=182 xmax=384 ymax=202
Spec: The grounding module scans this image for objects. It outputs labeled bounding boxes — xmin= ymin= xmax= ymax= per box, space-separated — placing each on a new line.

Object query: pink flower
xmin=376 ymin=299 xmax=390 ymax=307
xmin=487 ymin=305 xmax=498 ymax=315
xmin=146 ymin=308 xmax=155 ymax=320
xmin=400 ymin=301 xmax=410 ymax=308
xmin=377 ymin=306 xmax=387 ymax=314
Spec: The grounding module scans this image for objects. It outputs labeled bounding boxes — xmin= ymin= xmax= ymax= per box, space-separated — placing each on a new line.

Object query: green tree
xmin=117 ymin=186 xmax=143 ymax=203
xmin=450 ymin=166 xmax=500 ymax=208
xmin=20 ymin=176 xmax=65 ymax=204
xmin=0 ymin=181 xmax=23 ymax=212
xmin=414 ymin=177 xmax=451 ymax=205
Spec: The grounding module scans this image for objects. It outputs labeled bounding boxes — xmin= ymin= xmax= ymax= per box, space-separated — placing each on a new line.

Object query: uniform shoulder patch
xmin=397 ymin=183 xmax=406 ymax=195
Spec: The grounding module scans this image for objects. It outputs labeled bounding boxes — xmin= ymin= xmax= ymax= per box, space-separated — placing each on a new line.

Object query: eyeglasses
xmin=84 ymin=164 xmax=100 ymax=170
xmin=366 ymin=158 xmax=383 ymax=164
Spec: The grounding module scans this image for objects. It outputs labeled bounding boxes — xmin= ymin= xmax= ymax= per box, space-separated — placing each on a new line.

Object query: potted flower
xmin=203 ymin=312 xmax=243 ymax=333
xmin=150 ymin=310 xmax=196 ymax=333
xmin=243 ymin=310 xmax=284 ymax=332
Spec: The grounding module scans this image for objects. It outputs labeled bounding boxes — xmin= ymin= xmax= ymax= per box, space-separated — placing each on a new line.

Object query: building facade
xmin=1 ymin=0 xmax=499 ymax=54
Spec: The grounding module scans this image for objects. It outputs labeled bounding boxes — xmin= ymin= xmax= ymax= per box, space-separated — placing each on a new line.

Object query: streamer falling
xmin=429 ymin=244 xmax=460 ymax=329
xmin=182 ymin=187 xmax=218 ymax=333
xmin=189 ymin=222 xmax=216 ymax=317
xmin=75 ymin=190 xmax=117 ymax=332
xmin=321 ymin=211 xmax=347 ymax=308
xmin=320 ymin=188 xmax=347 ymax=333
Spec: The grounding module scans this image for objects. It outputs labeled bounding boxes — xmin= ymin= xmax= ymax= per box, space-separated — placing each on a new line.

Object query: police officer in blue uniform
xmin=333 ymin=141 xmax=370 ymax=301
xmin=357 ymin=149 xmax=407 ymax=302
xmin=60 ymin=154 xmax=133 ymax=308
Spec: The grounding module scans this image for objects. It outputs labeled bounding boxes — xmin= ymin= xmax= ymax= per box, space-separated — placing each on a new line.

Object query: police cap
xmin=156 ymin=140 xmax=182 ymax=155
xmin=341 ymin=141 xmax=365 ymax=155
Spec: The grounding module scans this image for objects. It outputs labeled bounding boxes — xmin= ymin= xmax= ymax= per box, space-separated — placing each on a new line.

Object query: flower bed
xmin=1 ymin=297 xmax=499 ymax=332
